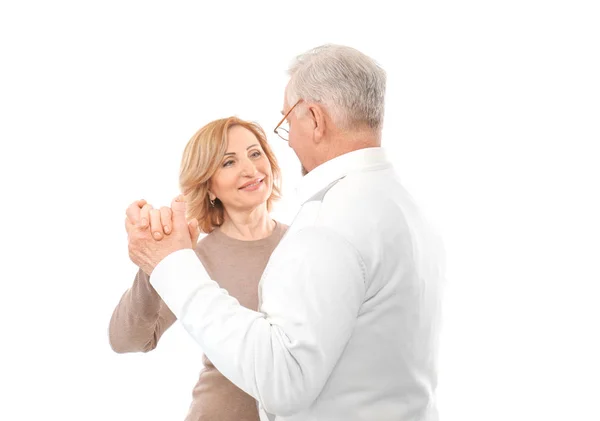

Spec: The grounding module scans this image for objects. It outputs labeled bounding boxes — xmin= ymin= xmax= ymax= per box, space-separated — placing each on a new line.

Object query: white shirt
xmin=151 ymin=147 xmax=445 ymax=421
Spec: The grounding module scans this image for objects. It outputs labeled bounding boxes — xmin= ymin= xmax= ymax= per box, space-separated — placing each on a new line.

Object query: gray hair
xmin=286 ymin=44 xmax=386 ymax=131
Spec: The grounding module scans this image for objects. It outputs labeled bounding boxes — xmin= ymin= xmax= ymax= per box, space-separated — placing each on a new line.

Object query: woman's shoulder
xmin=192 ymin=229 xmax=220 ymax=255
xmin=274 ymin=220 xmax=289 ymax=236
xmin=265 ymin=220 xmax=286 ymax=247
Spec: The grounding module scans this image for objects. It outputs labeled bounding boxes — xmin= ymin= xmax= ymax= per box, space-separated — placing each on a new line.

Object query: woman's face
xmin=209 ymin=125 xmax=273 ymax=212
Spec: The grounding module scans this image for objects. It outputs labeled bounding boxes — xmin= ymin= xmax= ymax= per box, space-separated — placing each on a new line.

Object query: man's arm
xmin=150 ymin=226 xmax=366 ymax=416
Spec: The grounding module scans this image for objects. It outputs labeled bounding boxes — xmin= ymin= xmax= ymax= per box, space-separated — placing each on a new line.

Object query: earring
xmin=210 ymin=198 xmax=215 ymax=207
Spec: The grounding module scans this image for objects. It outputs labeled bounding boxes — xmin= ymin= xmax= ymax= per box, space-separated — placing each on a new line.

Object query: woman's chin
xmin=234 ymin=196 xmax=270 ymax=212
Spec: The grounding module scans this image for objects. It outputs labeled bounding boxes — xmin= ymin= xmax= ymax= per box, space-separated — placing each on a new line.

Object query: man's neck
xmin=311 ymin=129 xmax=381 ymax=172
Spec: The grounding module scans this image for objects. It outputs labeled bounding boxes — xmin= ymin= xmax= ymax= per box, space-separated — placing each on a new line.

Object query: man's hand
xmin=126 ymin=196 xmax=200 ymax=275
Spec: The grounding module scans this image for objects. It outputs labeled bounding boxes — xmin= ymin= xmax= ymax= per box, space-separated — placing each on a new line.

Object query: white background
xmin=1 ymin=1 xmax=598 ymax=420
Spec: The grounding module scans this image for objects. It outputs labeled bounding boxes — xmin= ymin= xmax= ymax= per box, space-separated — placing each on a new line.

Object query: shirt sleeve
xmin=150 ymin=226 xmax=366 ymax=416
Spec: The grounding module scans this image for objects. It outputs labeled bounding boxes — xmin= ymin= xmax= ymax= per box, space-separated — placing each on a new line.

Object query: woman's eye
xmin=223 ymin=160 xmax=234 ymax=167
xmin=250 ymin=151 xmax=262 ymax=158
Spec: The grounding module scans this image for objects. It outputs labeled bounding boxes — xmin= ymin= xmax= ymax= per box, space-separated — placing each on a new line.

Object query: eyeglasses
xmin=273 ymin=99 xmax=302 ymax=141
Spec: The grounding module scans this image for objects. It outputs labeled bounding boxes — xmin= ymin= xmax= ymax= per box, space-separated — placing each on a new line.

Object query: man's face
xmin=283 ymin=85 xmax=313 ymax=175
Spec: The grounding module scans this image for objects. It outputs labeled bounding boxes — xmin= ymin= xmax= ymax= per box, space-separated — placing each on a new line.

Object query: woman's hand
xmin=125 ymin=199 xmax=200 ymax=245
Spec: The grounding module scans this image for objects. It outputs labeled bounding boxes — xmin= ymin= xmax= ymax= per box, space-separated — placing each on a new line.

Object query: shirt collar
xmin=296 ymin=147 xmax=392 ymax=204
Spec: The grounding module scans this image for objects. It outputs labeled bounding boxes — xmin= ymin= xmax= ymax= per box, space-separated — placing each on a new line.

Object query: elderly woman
xmin=109 ymin=116 xmax=287 ymax=421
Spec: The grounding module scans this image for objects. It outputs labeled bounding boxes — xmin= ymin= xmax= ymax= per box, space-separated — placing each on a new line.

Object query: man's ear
xmin=308 ymin=104 xmax=326 ymax=143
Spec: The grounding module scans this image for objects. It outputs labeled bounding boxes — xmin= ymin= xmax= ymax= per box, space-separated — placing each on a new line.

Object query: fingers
xmin=125 ymin=199 xmax=147 ymax=227
xmin=170 ymin=195 xmax=188 ymax=230
xmin=150 ymin=209 xmax=163 ymax=240
xmin=149 ymin=207 xmax=173 ymax=241
xmin=140 ymin=204 xmax=152 ymax=228
xmin=170 ymin=194 xmax=186 ymax=211
xmin=125 ymin=216 xmax=140 ymax=239
xmin=125 ymin=197 xmax=192 ymax=245
xmin=160 ymin=207 xmax=172 ymax=235
xmin=125 ymin=217 xmax=133 ymax=235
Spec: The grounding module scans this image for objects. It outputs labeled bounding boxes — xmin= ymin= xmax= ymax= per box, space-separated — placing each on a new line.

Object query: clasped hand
xmin=125 ymin=195 xmax=200 ymax=275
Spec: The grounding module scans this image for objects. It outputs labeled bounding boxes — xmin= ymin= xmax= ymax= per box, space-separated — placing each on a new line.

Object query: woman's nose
xmin=240 ymin=159 xmax=257 ymax=176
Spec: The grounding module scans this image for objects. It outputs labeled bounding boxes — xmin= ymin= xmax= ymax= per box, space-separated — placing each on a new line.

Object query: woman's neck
xmin=219 ymin=204 xmax=275 ymax=241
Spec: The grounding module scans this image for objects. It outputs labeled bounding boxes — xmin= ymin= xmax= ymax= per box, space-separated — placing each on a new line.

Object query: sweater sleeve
xmin=108 ymin=268 xmax=177 ymax=353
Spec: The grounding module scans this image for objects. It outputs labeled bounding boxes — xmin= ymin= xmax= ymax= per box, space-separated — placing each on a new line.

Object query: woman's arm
xmin=108 ymin=269 xmax=176 ymax=353
xmin=110 ymin=197 xmax=200 ymax=352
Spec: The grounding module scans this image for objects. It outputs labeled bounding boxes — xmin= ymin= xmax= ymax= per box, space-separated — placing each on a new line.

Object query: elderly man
xmin=127 ymin=44 xmax=445 ymax=421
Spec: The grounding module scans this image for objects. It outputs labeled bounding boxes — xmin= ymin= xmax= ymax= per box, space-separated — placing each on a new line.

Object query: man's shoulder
xmin=321 ymin=169 xmax=404 ymax=216
xmin=311 ymin=171 xmax=413 ymax=246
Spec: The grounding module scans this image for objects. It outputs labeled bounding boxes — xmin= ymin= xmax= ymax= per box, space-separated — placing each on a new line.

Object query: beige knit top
xmin=109 ymin=221 xmax=287 ymax=421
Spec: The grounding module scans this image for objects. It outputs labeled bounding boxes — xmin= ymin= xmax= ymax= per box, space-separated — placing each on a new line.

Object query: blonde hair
xmin=179 ymin=116 xmax=282 ymax=234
